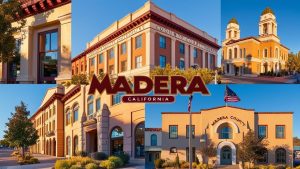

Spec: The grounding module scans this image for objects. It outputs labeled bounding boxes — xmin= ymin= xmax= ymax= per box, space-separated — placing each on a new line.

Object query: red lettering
xmin=134 ymin=76 xmax=153 ymax=94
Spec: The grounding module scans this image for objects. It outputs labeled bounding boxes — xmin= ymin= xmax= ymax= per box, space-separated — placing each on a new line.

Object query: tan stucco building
xmin=72 ymin=1 xmax=220 ymax=77
xmin=0 ymin=0 xmax=72 ymax=84
xmin=222 ymin=8 xmax=289 ymax=76
xmin=30 ymin=85 xmax=145 ymax=159
xmin=161 ymin=106 xmax=293 ymax=167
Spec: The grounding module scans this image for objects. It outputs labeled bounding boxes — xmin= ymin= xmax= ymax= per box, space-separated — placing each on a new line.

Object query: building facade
xmin=222 ymin=8 xmax=289 ymax=76
xmin=0 ymin=0 xmax=72 ymax=84
xmin=145 ymin=128 xmax=162 ymax=168
xmin=30 ymin=85 xmax=145 ymax=159
xmin=161 ymin=106 xmax=293 ymax=167
xmin=72 ymin=1 xmax=220 ymax=77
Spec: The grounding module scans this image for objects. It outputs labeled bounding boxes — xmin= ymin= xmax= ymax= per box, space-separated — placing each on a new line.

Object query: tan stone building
xmin=0 ymin=0 xmax=72 ymax=84
xmin=222 ymin=8 xmax=289 ymax=76
xmin=161 ymin=106 xmax=293 ymax=167
xmin=72 ymin=1 xmax=220 ymax=77
xmin=30 ymin=85 xmax=145 ymax=159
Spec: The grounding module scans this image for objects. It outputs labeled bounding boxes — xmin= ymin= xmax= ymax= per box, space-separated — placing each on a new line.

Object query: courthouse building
xmin=159 ymin=106 xmax=293 ymax=166
xmin=29 ymin=85 xmax=145 ymax=159
xmin=72 ymin=1 xmax=220 ymax=77
xmin=0 ymin=0 xmax=72 ymax=84
xmin=222 ymin=8 xmax=289 ymax=76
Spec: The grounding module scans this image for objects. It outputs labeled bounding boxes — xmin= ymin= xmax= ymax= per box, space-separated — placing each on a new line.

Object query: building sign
xmin=155 ymin=25 xmax=216 ymax=53
xmin=211 ymin=116 xmax=246 ymax=126
xmin=89 ymin=25 xmax=146 ymax=57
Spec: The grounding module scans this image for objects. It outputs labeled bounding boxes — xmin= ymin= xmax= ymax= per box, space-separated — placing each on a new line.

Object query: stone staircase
xmin=217 ymin=165 xmax=240 ymax=169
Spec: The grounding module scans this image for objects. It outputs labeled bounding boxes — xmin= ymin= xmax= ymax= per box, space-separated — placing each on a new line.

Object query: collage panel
xmin=0 ymin=0 xmax=300 ymax=169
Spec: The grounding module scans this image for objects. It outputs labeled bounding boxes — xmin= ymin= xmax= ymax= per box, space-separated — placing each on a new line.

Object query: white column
xmin=56 ymin=13 xmax=72 ymax=83
xmin=127 ymin=39 xmax=132 ymax=71
xmin=114 ymin=45 xmax=118 ymax=74
xmin=202 ymin=51 xmax=206 ymax=68
xmin=146 ymin=31 xmax=155 ymax=67
xmin=17 ymin=26 xmax=34 ymax=83
xmin=184 ymin=44 xmax=189 ymax=68
xmin=190 ymin=46 xmax=194 ymax=66
xmin=171 ymin=38 xmax=176 ymax=68
xmin=208 ymin=53 xmax=211 ymax=69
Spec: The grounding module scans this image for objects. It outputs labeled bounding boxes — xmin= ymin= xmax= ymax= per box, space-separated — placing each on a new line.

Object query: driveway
xmin=0 ymin=150 xmax=57 ymax=169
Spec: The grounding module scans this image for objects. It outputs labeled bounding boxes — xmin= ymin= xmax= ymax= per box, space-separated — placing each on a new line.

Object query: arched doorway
xmin=53 ymin=139 xmax=56 ymax=156
xmin=111 ymin=126 xmax=124 ymax=155
xmin=221 ymin=146 xmax=232 ymax=165
xmin=49 ymin=138 xmax=52 ymax=156
xmin=135 ymin=122 xmax=145 ymax=158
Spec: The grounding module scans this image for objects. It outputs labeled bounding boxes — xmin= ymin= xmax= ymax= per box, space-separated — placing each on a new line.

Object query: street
xmin=221 ymin=75 xmax=298 ymax=84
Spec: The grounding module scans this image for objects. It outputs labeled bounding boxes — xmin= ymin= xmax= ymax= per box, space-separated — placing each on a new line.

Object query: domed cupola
xmin=259 ymin=7 xmax=277 ymax=36
xmin=225 ymin=18 xmax=240 ymax=41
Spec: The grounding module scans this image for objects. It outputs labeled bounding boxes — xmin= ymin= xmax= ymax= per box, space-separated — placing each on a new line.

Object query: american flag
xmin=224 ymin=85 xmax=240 ymax=102
xmin=188 ymin=95 xmax=193 ymax=112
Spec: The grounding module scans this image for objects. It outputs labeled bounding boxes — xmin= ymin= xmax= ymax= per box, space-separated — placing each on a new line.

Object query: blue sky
xmin=0 ymin=85 xmax=54 ymax=139
xmin=72 ymin=0 xmax=221 ymax=60
xmin=221 ymin=0 xmax=300 ymax=54
xmin=146 ymin=84 xmax=300 ymax=138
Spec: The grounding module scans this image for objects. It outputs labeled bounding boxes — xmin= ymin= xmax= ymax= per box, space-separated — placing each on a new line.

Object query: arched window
xmin=275 ymin=48 xmax=279 ymax=58
xmin=135 ymin=122 xmax=145 ymax=158
xmin=66 ymin=109 xmax=71 ymax=126
xmin=258 ymin=148 xmax=268 ymax=163
xmin=264 ymin=49 xmax=268 ymax=58
xmin=111 ymin=126 xmax=124 ymax=155
xmin=219 ymin=125 xmax=233 ymax=139
xmin=275 ymin=148 xmax=286 ymax=164
xmin=234 ymin=48 xmax=237 ymax=58
xmin=229 ymin=49 xmax=232 ymax=59
xmin=151 ymin=134 xmax=157 ymax=146
xmin=73 ymin=136 xmax=78 ymax=155
xmin=73 ymin=104 xmax=79 ymax=123
xmin=66 ymin=136 xmax=71 ymax=156
xmin=87 ymin=95 xmax=94 ymax=119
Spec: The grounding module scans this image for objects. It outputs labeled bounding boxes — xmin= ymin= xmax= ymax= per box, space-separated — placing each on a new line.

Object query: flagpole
xmin=189 ymin=95 xmax=192 ymax=169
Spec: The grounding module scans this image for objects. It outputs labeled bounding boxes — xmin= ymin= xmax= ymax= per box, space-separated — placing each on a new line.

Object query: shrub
xmin=154 ymin=158 xmax=164 ymax=168
xmin=180 ymin=161 xmax=190 ymax=168
xmin=70 ymin=165 xmax=83 ymax=169
xmin=85 ymin=163 xmax=98 ymax=169
xmin=100 ymin=160 xmax=116 ymax=169
xmin=75 ymin=150 xmax=88 ymax=157
xmin=175 ymin=155 xmax=180 ymax=168
xmin=108 ymin=156 xmax=123 ymax=168
xmin=11 ymin=150 xmax=19 ymax=156
xmin=116 ymin=152 xmax=130 ymax=164
xmin=91 ymin=152 xmax=108 ymax=160
xmin=55 ymin=160 xmax=71 ymax=169
xmin=192 ymin=162 xmax=197 ymax=168
xmin=275 ymin=165 xmax=287 ymax=169
xmin=162 ymin=159 xmax=175 ymax=168
xmin=29 ymin=157 xmax=39 ymax=164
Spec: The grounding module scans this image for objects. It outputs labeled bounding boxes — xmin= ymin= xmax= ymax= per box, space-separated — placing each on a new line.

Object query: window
xmin=121 ymin=42 xmax=127 ymax=54
xmin=193 ymin=48 xmax=198 ymax=58
xmin=276 ymin=148 xmax=286 ymax=164
xmin=135 ymin=56 xmax=142 ymax=68
xmin=264 ymin=49 xmax=268 ymax=58
xmin=73 ymin=136 xmax=78 ymax=155
xmin=90 ymin=57 xmax=95 ymax=66
xmin=73 ymin=105 xmax=79 ymax=123
xmin=87 ymin=95 xmax=94 ymax=118
xmin=96 ymin=98 xmax=101 ymax=112
xmin=186 ymin=147 xmax=196 ymax=162
xmin=219 ymin=126 xmax=232 ymax=139
xmin=52 ymin=120 xmax=55 ymax=131
xmin=121 ymin=61 xmax=127 ymax=72
xmin=234 ymin=48 xmax=237 ymax=58
xmin=99 ymin=54 xmax=104 ymax=64
xmin=159 ymin=35 xmax=166 ymax=48
xmin=112 ymin=93 xmax=124 ymax=105
xmin=276 ymin=125 xmax=285 ymax=138
xmin=243 ymin=48 xmax=246 ymax=57
xmin=159 ymin=55 xmax=166 ymax=68
xmin=258 ymin=148 xmax=268 ymax=163
xmin=151 ymin=134 xmax=157 ymax=146
xmin=186 ymin=125 xmax=195 ymax=138
xmin=179 ymin=60 xmax=185 ymax=70
xmin=240 ymin=49 xmax=243 ymax=58
xmin=179 ymin=43 xmax=185 ymax=54
xmin=229 ymin=49 xmax=232 ymax=59
xmin=66 ymin=109 xmax=71 ymax=125
xmin=109 ymin=48 xmax=114 ymax=59
xmin=66 ymin=136 xmax=71 ymax=156
xmin=258 ymin=125 xmax=267 ymax=139
xmin=135 ymin=35 xmax=142 ymax=49
xmin=38 ymin=30 xmax=58 ymax=80
xmin=169 ymin=125 xmax=178 ymax=139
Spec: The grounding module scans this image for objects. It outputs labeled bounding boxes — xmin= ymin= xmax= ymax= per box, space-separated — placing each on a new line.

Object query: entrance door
xmin=221 ymin=146 xmax=232 ymax=165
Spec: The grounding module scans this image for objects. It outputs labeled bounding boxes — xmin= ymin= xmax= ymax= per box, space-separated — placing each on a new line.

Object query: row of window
xmin=65 ymin=104 xmax=79 ymax=126
xmin=227 ymin=48 xmax=287 ymax=60
xmin=258 ymin=148 xmax=287 ymax=164
xmin=168 ymin=125 xmax=286 ymax=139
xmin=34 ymin=105 xmax=56 ymax=127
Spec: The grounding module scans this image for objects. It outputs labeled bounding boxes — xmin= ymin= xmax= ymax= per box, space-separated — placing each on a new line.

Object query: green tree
xmin=0 ymin=0 xmax=25 ymax=62
xmin=294 ymin=137 xmax=300 ymax=146
xmin=286 ymin=52 xmax=300 ymax=73
xmin=238 ymin=131 xmax=269 ymax=169
xmin=151 ymin=64 xmax=214 ymax=84
xmin=0 ymin=139 xmax=10 ymax=147
xmin=3 ymin=102 xmax=38 ymax=158
xmin=200 ymin=141 xmax=217 ymax=168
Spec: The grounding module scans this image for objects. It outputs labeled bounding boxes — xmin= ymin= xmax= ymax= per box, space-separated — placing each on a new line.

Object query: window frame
xmin=135 ymin=56 xmax=142 ymax=69
xmin=258 ymin=125 xmax=268 ymax=139
xmin=169 ymin=125 xmax=178 ymax=139
xmin=179 ymin=42 xmax=185 ymax=54
xmin=159 ymin=35 xmax=166 ymax=49
xmin=275 ymin=125 xmax=285 ymax=139
xmin=159 ymin=55 xmax=166 ymax=68
xmin=135 ymin=35 xmax=142 ymax=49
